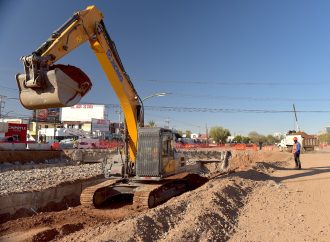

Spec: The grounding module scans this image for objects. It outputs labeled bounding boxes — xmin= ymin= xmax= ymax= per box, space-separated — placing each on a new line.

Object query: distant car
xmin=47 ymin=139 xmax=61 ymax=150
xmin=60 ymin=138 xmax=75 ymax=144
xmin=59 ymin=138 xmax=75 ymax=148
xmin=0 ymin=136 xmax=19 ymax=143
xmin=74 ymin=138 xmax=99 ymax=149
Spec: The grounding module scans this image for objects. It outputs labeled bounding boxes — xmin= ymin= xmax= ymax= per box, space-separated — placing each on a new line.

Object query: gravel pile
xmin=0 ymin=163 xmax=103 ymax=196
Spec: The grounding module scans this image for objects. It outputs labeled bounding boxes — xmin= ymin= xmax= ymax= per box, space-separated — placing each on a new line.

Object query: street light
xmin=139 ymin=92 xmax=171 ymax=127
xmin=142 ymin=92 xmax=171 ymax=102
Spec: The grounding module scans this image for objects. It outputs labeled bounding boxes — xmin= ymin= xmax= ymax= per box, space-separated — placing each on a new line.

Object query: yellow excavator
xmin=16 ymin=6 xmax=230 ymax=208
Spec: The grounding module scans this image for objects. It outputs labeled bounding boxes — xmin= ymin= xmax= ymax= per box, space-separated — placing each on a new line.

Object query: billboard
xmin=61 ymin=104 xmax=106 ymax=122
xmin=91 ymin=119 xmax=110 ymax=132
xmin=34 ymin=108 xmax=60 ymax=122
xmin=6 ymin=123 xmax=27 ymax=142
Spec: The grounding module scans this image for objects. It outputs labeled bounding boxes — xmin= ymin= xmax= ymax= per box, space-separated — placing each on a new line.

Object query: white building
xmin=60 ymin=104 xmax=109 ymax=134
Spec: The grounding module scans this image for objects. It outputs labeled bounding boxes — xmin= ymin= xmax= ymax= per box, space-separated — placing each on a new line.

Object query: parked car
xmin=73 ymin=138 xmax=99 ymax=149
xmin=0 ymin=136 xmax=19 ymax=143
xmin=60 ymin=138 xmax=75 ymax=149
xmin=60 ymin=138 xmax=75 ymax=144
xmin=44 ymin=139 xmax=60 ymax=150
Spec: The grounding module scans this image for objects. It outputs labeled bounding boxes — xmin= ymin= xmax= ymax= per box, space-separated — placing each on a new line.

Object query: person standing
xmin=292 ymin=137 xmax=301 ymax=169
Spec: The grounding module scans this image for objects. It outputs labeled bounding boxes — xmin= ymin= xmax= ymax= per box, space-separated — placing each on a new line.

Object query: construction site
xmin=1 ymin=1 xmax=330 ymax=241
xmin=0 ymin=147 xmax=330 ymax=241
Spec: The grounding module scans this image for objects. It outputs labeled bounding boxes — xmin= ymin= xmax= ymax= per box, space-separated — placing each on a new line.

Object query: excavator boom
xmin=16 ymin=5 xmax=141 ymax=162
xmin=16 ymin=5 xmax=231 ymax=209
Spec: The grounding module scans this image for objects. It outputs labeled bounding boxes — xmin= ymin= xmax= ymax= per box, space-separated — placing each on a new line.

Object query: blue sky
xmin=1 ymin=0 xmax=330 ymax=135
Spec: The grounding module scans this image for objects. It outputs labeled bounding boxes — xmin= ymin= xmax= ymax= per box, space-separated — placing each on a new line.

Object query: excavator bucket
xmin=16 ymin=65 xmax=92 ymax=110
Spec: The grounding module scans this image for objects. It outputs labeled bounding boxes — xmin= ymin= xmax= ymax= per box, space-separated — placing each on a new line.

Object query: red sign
xmin=5 ymin=123 xmax=27 ymax=142
xmin=71 ymin=104 xmax=93 ymax=109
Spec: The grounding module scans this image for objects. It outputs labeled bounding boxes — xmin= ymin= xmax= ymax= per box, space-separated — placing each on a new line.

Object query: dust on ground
xmin=230 ymin=150 xmax=330 ymax=242
xmin=0 ymin=150 xmax=296 ymax=242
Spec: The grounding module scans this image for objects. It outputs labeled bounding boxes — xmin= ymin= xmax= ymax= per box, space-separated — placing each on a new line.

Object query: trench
xmin=0 ymin=177 xmax=105 ymax=224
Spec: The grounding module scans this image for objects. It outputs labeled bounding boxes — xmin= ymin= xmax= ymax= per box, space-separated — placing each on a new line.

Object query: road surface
xmin=231 ymin=150 xmax=330 ymax=242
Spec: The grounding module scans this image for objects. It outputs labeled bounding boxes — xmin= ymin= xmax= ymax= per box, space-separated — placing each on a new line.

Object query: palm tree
xmin=147 ymin=120 xmax=156 ymax=127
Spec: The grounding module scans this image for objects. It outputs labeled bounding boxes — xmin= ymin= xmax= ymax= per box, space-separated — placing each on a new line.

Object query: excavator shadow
xmin=89 ymin=174 xmax=209 ymax=210
xmin=98 ymin=194 xmax=134 ymax=209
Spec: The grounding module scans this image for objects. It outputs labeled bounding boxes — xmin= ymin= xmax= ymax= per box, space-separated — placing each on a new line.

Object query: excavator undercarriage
xmin=80 ymin=173 xmax=210 ymax=209
xmin=79 ymin=127 xmax=231 ymax=209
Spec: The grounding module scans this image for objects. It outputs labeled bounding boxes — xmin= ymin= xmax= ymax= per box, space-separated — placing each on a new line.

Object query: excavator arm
xmin=16 ymin=5 xmax=142 ymax=163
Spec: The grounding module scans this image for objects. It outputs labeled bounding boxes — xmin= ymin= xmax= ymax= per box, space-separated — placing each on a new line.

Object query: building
xmin=28 ymin=104 xmax=111 ymax=142
xmin=61 ymin=104 xmax=107 ymax=132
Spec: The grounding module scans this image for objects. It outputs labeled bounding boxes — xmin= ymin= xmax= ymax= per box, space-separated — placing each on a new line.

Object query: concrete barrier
xmin=0 ymin=150 xmax=63 ymax=164
xmin=0 ymin=143 xmax=26 ymax=150
xmin=27 ymin=143 xmax=51 ymax=150
xmin=0 ymin=177 xmax=105 ymax=223
xmin=63 ymin=149 xmax=117 ymax=163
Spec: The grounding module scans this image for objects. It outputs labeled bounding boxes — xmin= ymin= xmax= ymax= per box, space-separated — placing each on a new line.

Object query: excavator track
xmin=133 ymin=184 xmax=163 ymax=209
xmin=133 ymin=173 xmax=208 ymax=209
xmin=80 ymin=179 xmax=122 ymax=208
xmin=80 ymin=173 xmax=209 ymax=209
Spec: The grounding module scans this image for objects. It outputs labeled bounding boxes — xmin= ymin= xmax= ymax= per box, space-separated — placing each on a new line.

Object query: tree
xmin=242 ymin=136 xmax=251 ymax=144
xmin=147 ymin=120 xmax=156 ymax=127
xmin=177 ymin=130 xmax=183 ymax=137
xmin=318 ymin=133 xmax=330 ymax=143
xmin=233 ymin=135 xmax=243 ymax=143
xmin=248 ymin=131 xmax=266 ymax=144
xmin=266 ymin=134 xmax=280 ymax=144
xmin=209 ymin=126 xmax=231 ymax=144
xmin=185 ymin=130 xmax=192 ymax=138
xmin=233 ymin=135 xmax=251 ymax=144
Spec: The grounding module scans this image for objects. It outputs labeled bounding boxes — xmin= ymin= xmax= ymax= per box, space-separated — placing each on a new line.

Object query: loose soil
xmin=1 ymin=149 xmax=329 ymax=241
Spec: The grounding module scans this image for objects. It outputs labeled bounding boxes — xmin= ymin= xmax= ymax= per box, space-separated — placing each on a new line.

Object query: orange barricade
xmin=235 ymin=144 xmax=246 ymax=150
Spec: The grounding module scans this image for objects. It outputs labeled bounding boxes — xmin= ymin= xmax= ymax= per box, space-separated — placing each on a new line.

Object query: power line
xmin=146 ymin=113 xmax=201 ymax=128
xmin=0 ymin=85 xmax=18 ymax=91
xmin=144 ymin=79 xmax=330 ymax=86
xmin=171 ymin=93 xmax=330 ymax=102
xmin=84 ymin=102 xmax=330 ymax=114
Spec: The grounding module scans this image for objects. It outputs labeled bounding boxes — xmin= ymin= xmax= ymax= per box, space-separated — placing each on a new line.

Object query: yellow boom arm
xmin=16 ymin=6 xmax=142 ymax=161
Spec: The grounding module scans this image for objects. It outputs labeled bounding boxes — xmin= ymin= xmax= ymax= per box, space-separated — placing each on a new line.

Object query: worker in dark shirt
xmin=292 ymin=137 xmax=301 ymax=169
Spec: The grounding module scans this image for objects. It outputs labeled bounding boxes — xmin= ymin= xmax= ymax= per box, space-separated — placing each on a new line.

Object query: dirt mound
xmin=0 ymin=150 xmax=291 ymax=242
xmin=62 ymin=177 xmax=255 ymax=242
xmin=230 ymin=150 xmax=291 ymax=172
xmin=32 ymin=228 xmax=59 ymax=242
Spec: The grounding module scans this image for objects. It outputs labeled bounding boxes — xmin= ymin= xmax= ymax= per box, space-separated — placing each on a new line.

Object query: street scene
xmin=1 ymin=1 xmax=330 ymax=241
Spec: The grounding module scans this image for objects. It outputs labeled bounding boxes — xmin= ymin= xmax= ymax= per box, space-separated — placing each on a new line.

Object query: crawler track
xmin=80 ymin=179 xmax=122 ymax=208
xmin=80 ymin=173 xmax=209 ymax=209
xmin=133 ymin=173 xmax=208 ymax=208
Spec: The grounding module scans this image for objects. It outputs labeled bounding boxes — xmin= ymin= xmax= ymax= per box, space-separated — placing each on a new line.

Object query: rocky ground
xmin=0 ymin=163 xmax=103 ymax=196
xmin=0 ymin=149 xmax=303 ymax=242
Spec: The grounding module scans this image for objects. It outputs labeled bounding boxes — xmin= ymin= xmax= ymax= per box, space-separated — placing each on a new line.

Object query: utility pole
xmin=115 ymin=108 xmax=122 ymax=134
xmin=165 ymin=118 xmax=170 ymax=129
xmin=293 ymin=104 xmax=300 ymax=132
xmin=205 ymin=123 xmax=209 ymax=144
xmin=0 ymin=95 xmax=6 ymax=119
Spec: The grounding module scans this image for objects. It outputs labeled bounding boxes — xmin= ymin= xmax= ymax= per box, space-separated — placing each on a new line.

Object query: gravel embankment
xmin=0 ymin=163 xmax=103 ymax=196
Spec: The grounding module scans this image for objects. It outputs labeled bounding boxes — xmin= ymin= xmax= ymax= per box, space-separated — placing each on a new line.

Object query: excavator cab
xmin=16 ymin=54 xmax=92 ymax=110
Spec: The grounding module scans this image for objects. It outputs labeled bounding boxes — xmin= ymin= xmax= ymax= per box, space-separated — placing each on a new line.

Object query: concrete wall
xmin=0 ymin=150 xmax=62 ymax=164
xmin=0 ymin=143 xmax=26 ymax=151
xmin=0 ymin=177 xmax=105 ymax=223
